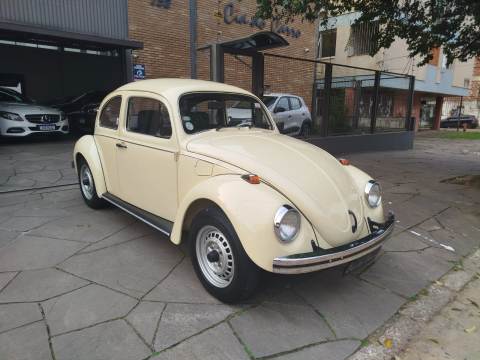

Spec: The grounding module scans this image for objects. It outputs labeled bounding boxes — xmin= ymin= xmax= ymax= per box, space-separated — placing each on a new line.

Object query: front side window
xmin=289 ymin=97 xmax=302 ymax=110
xmin=126 ymin=97 xmax=172 ymax=138
xmin=275 ymin=97 xmax=290 ymax=112
xmin=99 ymin=96 xmax=121 ymax=129
xmin=262 ymin=96 xmax=277 ymax=109
xmin=179 ymin=92 xmax=273 ymax=134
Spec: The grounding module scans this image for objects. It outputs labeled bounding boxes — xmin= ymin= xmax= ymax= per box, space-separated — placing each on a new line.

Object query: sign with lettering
xmin=133 ymin=64 xmax=146 ymax=81
xmin=223 ymin=2 xmax=301 ymax=38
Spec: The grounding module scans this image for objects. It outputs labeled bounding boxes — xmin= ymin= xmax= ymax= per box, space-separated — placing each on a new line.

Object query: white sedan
xmin=0 ymin=87 xmax=69 ymax=137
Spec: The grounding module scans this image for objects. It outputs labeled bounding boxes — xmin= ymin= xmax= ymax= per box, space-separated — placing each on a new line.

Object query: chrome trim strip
xmin=272 ymin=219 xmax=394 ymax=274
xmin=102 ymin=194 xmax=171 ymax=237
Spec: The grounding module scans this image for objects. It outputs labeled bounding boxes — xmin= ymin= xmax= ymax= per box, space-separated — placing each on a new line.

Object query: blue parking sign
xmin=133 ymin=64 xmax=146 ymax=81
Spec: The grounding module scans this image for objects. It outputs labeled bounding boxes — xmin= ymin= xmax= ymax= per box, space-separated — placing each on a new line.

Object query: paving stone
xmin=272 ymin=340 xmax=360 ymax=360
xmin=0 ymin=321 xmax=52 ymax=360
xmin=426 ymin=228 xmax=479 ymax=256
xmin=43 ymin=284 xmax=137 ymax=335
xmin=60 ymin=235 xmax=183 ymax=298
xmin=230 ymin=302 xmax=333 ymax=358
xmin=79 ymin=221 xmax=155 ymax=253
xmin=383 ymin=231 xmax=431 ymax=252
xmin=126 ymin=301 xmax=165 ymax=345
xmin=0 ymin=235 xmax=84 ymax=272
xmin=435 ymin=207 xmax=480 ymax=240
xmin=155 ymin=303 xmax=236 ymax=351
xmin=296 ymin=270 xmax=405 ymax=339
xmin=0 ymin=268 xmax=88 ymax=303
xmin=0 ymin=271 xmax=17 ymax=291
xmin=0 ymin=216 xmax=53 ymax=232
xmin=151 ymin=322 xmax=249 ymax=360
xmin=29 ymin=209 xmax=134 ymax=243
xmin=361 ymin=248 xmax=453 ymax=297
xmin=0 ymin=303 xmax=43 ymax=332
xmin=145 ymin=258 xmax=218 ymax=303
xmin=53 ymin=319 xmax=151 ymax=360
xmin=0 ymin=229 xmax=19 ymax=248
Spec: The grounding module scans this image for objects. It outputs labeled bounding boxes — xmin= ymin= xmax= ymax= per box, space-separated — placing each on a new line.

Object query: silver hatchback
xmin=262 ymin=93 xmax=312 ymax=137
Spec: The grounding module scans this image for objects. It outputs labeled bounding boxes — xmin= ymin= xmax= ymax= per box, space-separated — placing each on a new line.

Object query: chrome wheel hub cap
xmin=80 ymin=164 xmax=94 ymax=200
xmin=196 ymin=225 xmax=234 ymax=288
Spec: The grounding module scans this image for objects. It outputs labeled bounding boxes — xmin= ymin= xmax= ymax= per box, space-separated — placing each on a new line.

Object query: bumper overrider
xmin=273 ymin=212 xmax=395 ymax=274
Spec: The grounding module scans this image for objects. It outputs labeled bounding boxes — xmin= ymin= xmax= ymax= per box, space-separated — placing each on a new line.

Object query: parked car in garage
xmin=0 ymin=87 xmax=69 ymax=138
xmin=73 ymin=79 xmax=394 ymax=302
xmin=262 ymin=93 xmax=312 ymax=136
xmin=52 ymin=90 xmax=110 ymax=134
xmin=440 ymin=115 xmax=478 ymax=129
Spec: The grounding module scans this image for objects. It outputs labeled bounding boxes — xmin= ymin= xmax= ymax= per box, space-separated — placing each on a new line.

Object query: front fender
xmin=73 ymin=135 xmax=106 ymax=196
xmin=343 ymin=165 xmax=384 ymax=223
xmin=171 ymin=175 xmax=317 ymax=271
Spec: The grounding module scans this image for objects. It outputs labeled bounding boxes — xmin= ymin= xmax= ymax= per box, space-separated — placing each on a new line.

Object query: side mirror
xmin=277 ymin=122 xmax=285 ymax=133
xmin=275 ymin=107 xmax=286 ymax=113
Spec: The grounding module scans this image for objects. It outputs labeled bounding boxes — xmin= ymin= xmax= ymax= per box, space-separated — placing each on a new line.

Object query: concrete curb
xmin=348 ymin=248 xmax=480 ymax=360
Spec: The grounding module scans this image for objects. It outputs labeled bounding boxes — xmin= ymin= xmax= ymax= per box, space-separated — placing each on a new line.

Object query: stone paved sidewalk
xmin=0 ymin=134 xmax=479 ymax=360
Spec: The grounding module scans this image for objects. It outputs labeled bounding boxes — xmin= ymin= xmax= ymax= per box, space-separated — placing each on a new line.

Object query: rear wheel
xmin=300 ymin=122 xmax=311 ymax=138
xmin=190 ymin=207 xmax=259 ymax=303
xmin=77 ymin=159 xmax=107 ymax=209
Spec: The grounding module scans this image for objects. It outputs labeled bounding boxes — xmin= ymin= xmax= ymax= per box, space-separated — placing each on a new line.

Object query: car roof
xmin=116 ymin=78 xmax=253 ymax=99
xmin=263 ymin=93 xmax=301 ymax=98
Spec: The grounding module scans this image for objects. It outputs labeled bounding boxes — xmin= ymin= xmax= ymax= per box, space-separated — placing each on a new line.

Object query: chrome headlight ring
xmin=365 ymin=180 xmax=382 ymax=208
xmin=274 ymin=205 xmax=301 ymax=243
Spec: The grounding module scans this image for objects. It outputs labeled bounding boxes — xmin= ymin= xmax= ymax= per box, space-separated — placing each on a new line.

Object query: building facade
xmin=317 ymin=12 xmax=475 ymax=130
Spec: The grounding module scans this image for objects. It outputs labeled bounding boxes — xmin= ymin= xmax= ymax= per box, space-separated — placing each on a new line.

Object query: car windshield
xmin=179 ymin=92 xmax=273 ymax=134
xmin=0 ymin=87 xmax=33 ymax=103
xmin=262 ymin=96 xmax=277 ymax=108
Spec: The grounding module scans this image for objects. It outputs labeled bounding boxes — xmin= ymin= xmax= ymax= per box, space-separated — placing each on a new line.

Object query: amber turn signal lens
xmin=339 ymin=158 xmax=350 ymax=165
xmin=241 ymin=174 xmax=261 ymax=184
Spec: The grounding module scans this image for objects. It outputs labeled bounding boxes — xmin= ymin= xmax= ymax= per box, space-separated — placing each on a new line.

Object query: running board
xmin=102 ymin=192 xmax=173 ymax=237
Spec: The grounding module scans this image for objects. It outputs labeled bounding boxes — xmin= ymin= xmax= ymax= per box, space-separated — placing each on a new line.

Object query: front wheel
xmin=190 ymin=207 xmax=259 ymax=303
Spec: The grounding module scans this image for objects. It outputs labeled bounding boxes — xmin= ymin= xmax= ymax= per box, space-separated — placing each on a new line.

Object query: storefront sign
xmin=133 ymin=64 xmax=146 ymax=81
xmin=223 ymin=2 xmax=301 ymax=38
xmin=151 ymin=0 xmax=171 ymax=9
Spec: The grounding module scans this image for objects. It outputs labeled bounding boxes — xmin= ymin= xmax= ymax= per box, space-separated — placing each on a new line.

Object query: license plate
xmin=39 ymin=125 xmax=55 ymax=131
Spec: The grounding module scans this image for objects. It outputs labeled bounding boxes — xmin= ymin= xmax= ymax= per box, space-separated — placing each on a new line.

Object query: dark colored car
xmin=441 ymin=115 xmax=479 ymax=129
xmin=52 ymin=90 xmax=110 ymax=134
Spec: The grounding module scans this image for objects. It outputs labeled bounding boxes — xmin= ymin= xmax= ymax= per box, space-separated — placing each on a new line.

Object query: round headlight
xmin=274 ymin=205 xmax=301 ymax=242
xmin=365 ymin=180 xmax=382 ymax=208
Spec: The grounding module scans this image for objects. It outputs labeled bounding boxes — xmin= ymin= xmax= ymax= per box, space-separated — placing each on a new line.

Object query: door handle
xmin=116 ymin=143 xmax=127 ymax=149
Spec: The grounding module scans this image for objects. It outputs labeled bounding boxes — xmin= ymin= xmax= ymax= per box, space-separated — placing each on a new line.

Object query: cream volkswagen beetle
xmin=73 ymin=79 xmax=394 ymax=302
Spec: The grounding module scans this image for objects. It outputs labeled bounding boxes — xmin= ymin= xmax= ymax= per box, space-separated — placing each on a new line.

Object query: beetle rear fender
xmin=171 ymin=175 xmax=317 ymax=272
xmin=73 ymin=135 xmax=106 ymax=196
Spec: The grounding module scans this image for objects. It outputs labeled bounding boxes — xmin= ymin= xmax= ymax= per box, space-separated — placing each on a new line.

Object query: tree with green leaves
xmin=256 ymin=0 xmax=480 ymax=65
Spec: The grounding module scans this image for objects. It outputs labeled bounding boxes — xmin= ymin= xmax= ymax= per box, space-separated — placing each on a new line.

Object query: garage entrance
xmin=0 ymin=23 xmax=142 ymax=104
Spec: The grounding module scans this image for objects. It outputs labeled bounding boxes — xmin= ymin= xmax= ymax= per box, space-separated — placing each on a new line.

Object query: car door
xmin=115 ymin=94 xmax=178 ymax=221
xmin=94 ymin=95 xmax=123 ymax=196
xmin=273 ymin=97 xmax=292 ymax=133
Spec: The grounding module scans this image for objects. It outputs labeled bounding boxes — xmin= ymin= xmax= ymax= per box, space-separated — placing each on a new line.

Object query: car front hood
xmin=186 ymin=130 xmax=365 ymax=247
xmin=0 ymin=102 xmax=62 ymax=115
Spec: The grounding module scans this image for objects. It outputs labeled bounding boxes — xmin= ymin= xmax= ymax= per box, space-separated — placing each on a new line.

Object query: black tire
xmin=189 ymin=207 xmax=259 ymax=303
xmin=77 ymin=158 xmax=107 ymax=209
xmin=300 ymin=122 xmax=311 ymax=138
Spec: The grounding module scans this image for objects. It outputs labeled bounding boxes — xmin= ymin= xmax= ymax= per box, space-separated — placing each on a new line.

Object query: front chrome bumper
xmin=272 ymin=213 xmax=395 ymax=274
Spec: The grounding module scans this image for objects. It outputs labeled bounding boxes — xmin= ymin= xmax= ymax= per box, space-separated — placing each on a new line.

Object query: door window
xmin=276 ymin=97 xmax=290 ymax=112
xmin=99 ymin=96 xmax=121 ymax=129
xmin=289 ymin=97 xmax=302 ymax=110
xmin=126 ymin=97 xmax=172 ymax=138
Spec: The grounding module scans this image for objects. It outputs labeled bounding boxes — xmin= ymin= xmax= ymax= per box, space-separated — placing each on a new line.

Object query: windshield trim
xmin=178 ymin=91 xmax=275 ymax=136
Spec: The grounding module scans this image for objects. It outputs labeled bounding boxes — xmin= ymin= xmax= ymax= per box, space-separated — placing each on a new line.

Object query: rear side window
xmin=126 ymin=97 xmax=172 ymax=138
xmin=289 ymin=97 xmax=302 ymax=110
xmin=99 ymin=96 xmax=121 ymax=129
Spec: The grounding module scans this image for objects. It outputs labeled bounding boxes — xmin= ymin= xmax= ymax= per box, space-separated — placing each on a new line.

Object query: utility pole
xmin=456 ymin=96 xmax=463 ymax=132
